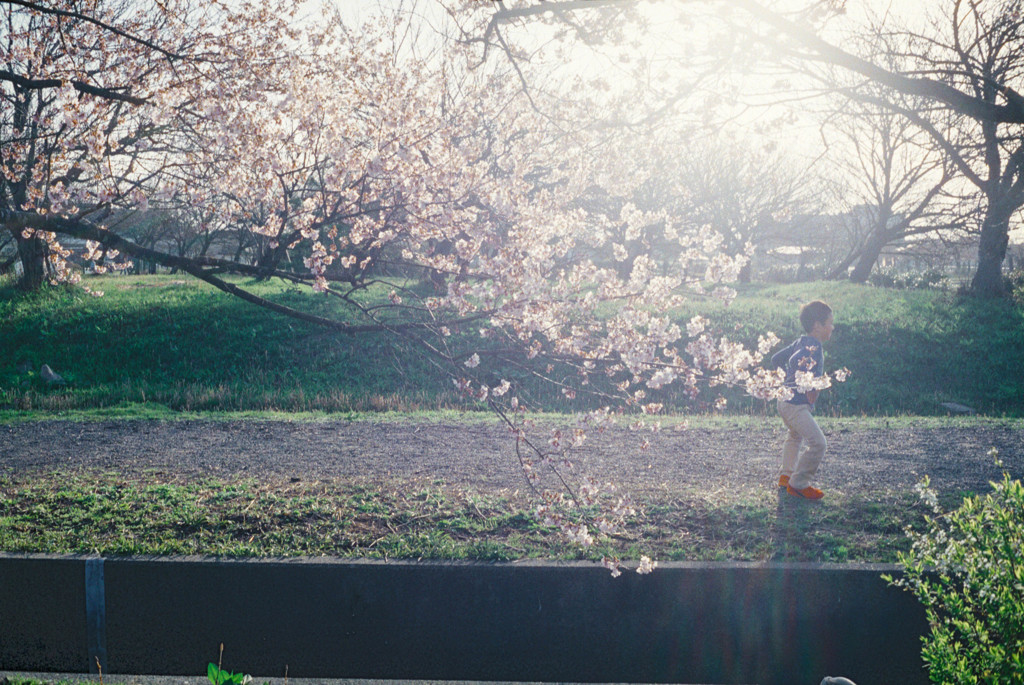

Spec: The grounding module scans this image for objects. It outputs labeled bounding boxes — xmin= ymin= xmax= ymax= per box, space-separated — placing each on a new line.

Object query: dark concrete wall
xmin=0 ymin=555 xmax=91 ymax=672
xmin=0 ymin=555 xmax=928 ymax=685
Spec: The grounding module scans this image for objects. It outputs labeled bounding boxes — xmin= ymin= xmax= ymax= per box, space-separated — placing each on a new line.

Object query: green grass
xmin=665 ymin=280 xmax=1024 ymax=416
xmin=0 ymin=469 xmax=947 ymax=563
xmin=3 ymin=274 xmax=1024 ymax=416
xmin=0 ymin=274 xmax=459 ymax=413
xmin=3 ymin=403 xmax=1022 ymax=432
xmin=1 ymin=275 xmax=1016 ymax=565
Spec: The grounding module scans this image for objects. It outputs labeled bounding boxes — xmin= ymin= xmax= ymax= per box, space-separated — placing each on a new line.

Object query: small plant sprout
xmin=208 ymin=644 xmax=253 ymax=685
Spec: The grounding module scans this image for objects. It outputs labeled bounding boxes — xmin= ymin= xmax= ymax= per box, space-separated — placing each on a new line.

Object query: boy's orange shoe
xmin=786 ymin=484 xmax=824 ymax=500
xmin=778 ymin=475 xmax=790 ymax=488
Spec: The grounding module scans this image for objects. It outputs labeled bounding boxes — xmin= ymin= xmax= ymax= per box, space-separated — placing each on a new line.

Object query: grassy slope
xmin=668 ymin=280 xmax=1024 ymax=416
xmin=0 ymin=275 xmax=457 ymax=413
xmin=2 ymin=275 xmax=1019 ymax=563
xmin=4 ymin=274 xmax=1023 ymax=416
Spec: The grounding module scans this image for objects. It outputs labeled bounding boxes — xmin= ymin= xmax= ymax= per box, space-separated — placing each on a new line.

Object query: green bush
xmin=890 ymin=468 xmax=1024 ymax=684
xmin=1007 ymin=269 xmax=1024 ymax=306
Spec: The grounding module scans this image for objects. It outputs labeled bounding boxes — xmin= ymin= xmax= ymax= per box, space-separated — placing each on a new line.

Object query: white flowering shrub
xmin=890 ymin=472 xmax=1024 ymax=684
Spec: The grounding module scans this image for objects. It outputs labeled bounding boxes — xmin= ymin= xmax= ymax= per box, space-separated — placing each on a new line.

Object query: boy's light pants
xmin=777 ymin=399 xmax=827 ymax=490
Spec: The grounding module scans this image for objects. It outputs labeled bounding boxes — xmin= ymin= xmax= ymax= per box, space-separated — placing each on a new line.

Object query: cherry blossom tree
xmin=3 ymin=0 xmax=853 ymax=564
xmin=1 ymin=0 xmax=304 ymax=289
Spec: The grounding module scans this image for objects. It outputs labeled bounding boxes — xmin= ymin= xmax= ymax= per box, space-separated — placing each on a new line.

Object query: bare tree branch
xmin=0 ymin=209 xmax=491 ymax=337
xmin=492 ymin=0 xmax=630 ymax=23
xmin=0 ymin=69 xmax=148 ymax=105
xmin=733 ymin=0 xmax=1024 ymax=124
xmin=0 ymin=0 xmax=186 ymax=60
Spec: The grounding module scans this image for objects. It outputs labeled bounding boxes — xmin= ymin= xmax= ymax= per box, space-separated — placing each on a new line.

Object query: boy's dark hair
xmin=800 ymin=300 xmax=832 ymax=333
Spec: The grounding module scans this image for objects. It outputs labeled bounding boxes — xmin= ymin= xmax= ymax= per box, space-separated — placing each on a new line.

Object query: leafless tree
xmin=735 ymin=0 xmax=1024 ymax=295
xmin=482 ymin=0 xmax=1024 ymax=296
xmin=671 ymin=138 xmax=813 ymax=282
xmin=820 ymin=101 xmax=963 ymax=282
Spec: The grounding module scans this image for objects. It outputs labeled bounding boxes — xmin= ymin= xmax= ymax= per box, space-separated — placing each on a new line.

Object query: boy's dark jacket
xmin=771 ymin=335 xmax=824 ymax=406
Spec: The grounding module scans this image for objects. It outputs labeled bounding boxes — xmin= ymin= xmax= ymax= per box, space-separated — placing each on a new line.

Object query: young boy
xmin=771 ymin=300 xmax=834 ymax=500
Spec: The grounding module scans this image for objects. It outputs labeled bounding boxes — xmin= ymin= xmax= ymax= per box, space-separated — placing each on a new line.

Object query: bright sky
xmin=319 ymin=0 xmax=1020 ymax=240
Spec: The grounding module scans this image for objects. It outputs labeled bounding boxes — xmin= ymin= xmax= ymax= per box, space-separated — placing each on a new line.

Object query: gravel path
xmin=2 ymin=418 xmax=1022 ymax=496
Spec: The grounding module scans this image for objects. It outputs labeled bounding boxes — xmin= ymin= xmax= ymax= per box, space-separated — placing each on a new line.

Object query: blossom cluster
xmin=2 ymin=0 xmax=858 ymax=574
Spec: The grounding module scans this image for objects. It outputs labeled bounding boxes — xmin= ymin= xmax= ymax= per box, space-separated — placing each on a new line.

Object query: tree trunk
xmin=796 ymin=250 xmax=810 ymax=281
xmin=256 ymin=243 xmax=287 ymax=278
xmin=970 ymin=203 xmax=1011 ymax=297
xmin=198 ymin=232 xmax=214 ymax=258
xmin=0 ymin=251 xmax=17 ymax=274
xmin=233 ymin=234 xmax=247 ymax=263
xmin=13 ymin=229 xmax=48 ymax=291
xmin=849 ymin=232 xmax=888 ymax=284
xmin=825 ymin=249 xmax=858 ymax=280
xmin=738 ymin=261 xmax=752 ymax=284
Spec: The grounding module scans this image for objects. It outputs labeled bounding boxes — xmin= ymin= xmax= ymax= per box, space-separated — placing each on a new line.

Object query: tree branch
xmin=0 ymin=69 xmax=148 ymax=105
xmin=733 ymin=0 xmax=1024 ymax=124
xmin=0 ymin=209 xmax=488 ymax=336
xmin=491 ymin=0 xmax=631 ymax=23
xmin=1 ymin=0 xmax=186 ymax=60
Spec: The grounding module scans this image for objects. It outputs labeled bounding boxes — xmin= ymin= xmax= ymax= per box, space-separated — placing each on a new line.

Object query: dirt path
xmin=2 ymin=418 xmax=1021 ymax=496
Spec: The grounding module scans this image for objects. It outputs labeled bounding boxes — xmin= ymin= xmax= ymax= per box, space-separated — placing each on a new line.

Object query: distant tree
xmin=115 ymin=211 xmax=173 ymax=275
xmin=733 ymin=0 xmax=1024 ymax=296
xmin=822 ymin=103 xmax=959 ymax=283
xmin=671 ymin=137 xmax=811 ymax=283
xmin=480 ymin=0 xmax=1024 ymax=296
